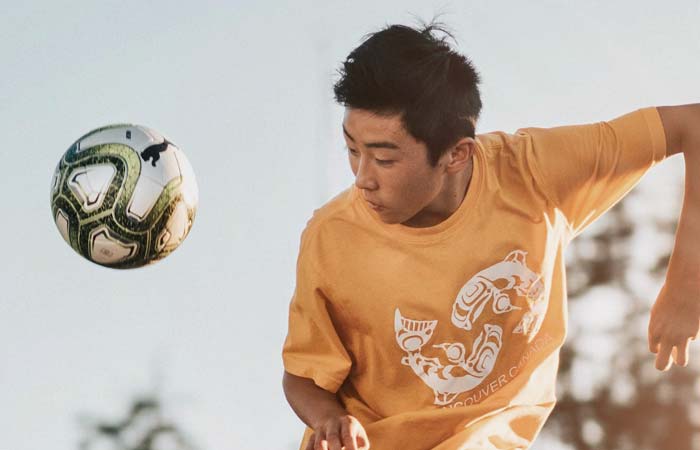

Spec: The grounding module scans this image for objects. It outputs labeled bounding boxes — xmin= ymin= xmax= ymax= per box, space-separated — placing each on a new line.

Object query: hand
xmin=305 ymin=414 xmax=370 ymax=450
xmin=648 ymin=281 xmax=700 ymax=370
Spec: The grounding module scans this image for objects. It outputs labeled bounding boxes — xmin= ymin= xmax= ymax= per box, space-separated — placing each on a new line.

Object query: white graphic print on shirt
xmin=394 ymin=250 xmax=546 ymax=406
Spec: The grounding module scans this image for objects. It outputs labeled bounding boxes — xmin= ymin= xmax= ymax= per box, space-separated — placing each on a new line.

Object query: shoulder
xmin=307 ymin=187 xmax=355 ymax=226
xmin=476 ymin=129 xmax=536 ymax=165
xmin=475 ymin=129 xmax=553 ymax=210
xmin=298 ymin=186 xmax=357 ymax=255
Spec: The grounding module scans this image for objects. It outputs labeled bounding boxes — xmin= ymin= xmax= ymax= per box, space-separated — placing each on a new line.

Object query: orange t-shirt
xmin=282 ymin=107 xmax=667 ymax=450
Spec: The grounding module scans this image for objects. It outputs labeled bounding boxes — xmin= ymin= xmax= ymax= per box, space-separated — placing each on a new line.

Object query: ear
xmin=443 ymin=137 xmax=475 ymax=173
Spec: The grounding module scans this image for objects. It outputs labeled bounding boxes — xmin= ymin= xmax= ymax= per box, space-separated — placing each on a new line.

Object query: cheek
xmin=400 ymin=169 xmax=439 ymax=203
xmin=405 ymin=162 xmax=431 ymax=186
xmin=387 ymin=170 xmax=425 ymax=201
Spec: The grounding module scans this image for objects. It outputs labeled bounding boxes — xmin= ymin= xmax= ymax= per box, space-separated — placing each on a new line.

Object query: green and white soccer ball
xmin=50 ymin=124 xmax=198 ymax=269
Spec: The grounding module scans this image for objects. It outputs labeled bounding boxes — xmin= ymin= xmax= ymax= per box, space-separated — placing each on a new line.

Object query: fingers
xmin=674 ymin=338 xmax=691 ymax=367
xmin=343 ymin=416 xmax=370 ymax=450
xmin=326 ymin=429 xmax=342 ymax=450
xmin=650 ymin=332 xmax=693 ymax=370
xmin=307 ymin=432 xmax=331 ymax=450
xmin=314 ymin=434 xmax=330 ymax=450
xmin=356 ymin=430 xmax=370 ymax=450
xmin=308 ymin=416 xmax=370 ymax=450
xmin=308 ymin=427 xmax=351 ymax=450
xmin=341 ymin=423 xmax=358 ymax=450
xmin=648 ymin=333 xmax=659 ymax=354
xmin=654 ymin=341 xmax=692 ymax=370
xmin=655 ymin=342 xmax=673 ymax=371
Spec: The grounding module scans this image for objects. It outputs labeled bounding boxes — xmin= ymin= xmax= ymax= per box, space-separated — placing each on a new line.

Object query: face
xmin=342 ymin=108 xmax=470 ymax=227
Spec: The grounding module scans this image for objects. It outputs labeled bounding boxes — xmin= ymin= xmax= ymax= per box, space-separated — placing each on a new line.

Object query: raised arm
xmin=648 ymin=104 xmax=700 ymax=370
xmin=657 ymin=104 xmax=700 ymax=158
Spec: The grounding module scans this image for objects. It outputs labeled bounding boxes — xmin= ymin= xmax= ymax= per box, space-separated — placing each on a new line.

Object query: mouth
xmin=366 ymin=199 xmax=384 ymax=211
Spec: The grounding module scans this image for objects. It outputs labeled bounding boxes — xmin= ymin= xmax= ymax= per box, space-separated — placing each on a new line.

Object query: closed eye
xmin=346 ymin=147 xmax=395 ymax=166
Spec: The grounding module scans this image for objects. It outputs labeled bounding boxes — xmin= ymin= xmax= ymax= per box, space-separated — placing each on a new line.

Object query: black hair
xmin=333 ymin=21 xmax=482 ymax=166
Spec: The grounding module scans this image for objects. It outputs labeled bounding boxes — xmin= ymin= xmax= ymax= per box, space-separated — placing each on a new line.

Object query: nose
xmin=354 ymin=156 xmax=378 ymax=191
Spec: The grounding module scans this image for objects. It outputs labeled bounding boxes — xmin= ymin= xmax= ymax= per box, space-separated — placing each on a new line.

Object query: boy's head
xmin=333 ymin=22 xmax=483 ymax=167
xmin=334 ymin=22 xmax=483 ymax=227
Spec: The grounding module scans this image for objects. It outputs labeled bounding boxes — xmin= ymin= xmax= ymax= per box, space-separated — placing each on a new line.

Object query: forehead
xmin=342 ymin=108 xmax=415 ymax=144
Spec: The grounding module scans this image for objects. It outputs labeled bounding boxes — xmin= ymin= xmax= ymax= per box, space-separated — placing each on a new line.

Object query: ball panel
xmin=145 ymin=194 xmax=194 ymax=263
xmin=89 ymin=225 xmax=139 ymax=265
xmin=155 ymin=229 xmax=172 ymax=253
xmin=52 ymin=195 xmax=81 ymax=250
xmin=78 ymin=216 xmax=149 ymax=268
xmin=126 ymin=176 xmax=165 ymax=221
xmin=156 ymin=201 xmax=189 ymax=251
xmin=60 ymin=144 xmax=138 ymax=224
xmin=174 ymin=150 xmax=198 ymax=208
xmin=50 ymin=162 xmax=62 ymax=195
xmin=85 ymin=163 xmax=118 ymax=195
xmin=55 ymin=209 xmax=71 ymax=244
xmin=115 ymin=175 xmax=181 ymax=233
xmin=67 ymin=164 xmax=116 ymax=212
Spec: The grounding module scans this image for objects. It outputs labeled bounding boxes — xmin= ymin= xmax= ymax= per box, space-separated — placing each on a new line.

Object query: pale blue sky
xmin=1 ymin=1 xmax=698 ymax=449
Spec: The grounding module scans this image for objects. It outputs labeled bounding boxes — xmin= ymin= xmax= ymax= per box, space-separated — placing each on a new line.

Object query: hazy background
xmin=1 ymin=1 xmax=698 ymax=449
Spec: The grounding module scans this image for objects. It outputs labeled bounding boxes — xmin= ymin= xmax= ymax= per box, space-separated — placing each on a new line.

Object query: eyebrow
xmin=343 ymin=125 xmax=400 ymax=150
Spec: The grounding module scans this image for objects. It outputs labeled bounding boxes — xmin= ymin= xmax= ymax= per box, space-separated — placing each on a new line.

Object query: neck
xmin=402 ymin=156 xmax=474 ymax=228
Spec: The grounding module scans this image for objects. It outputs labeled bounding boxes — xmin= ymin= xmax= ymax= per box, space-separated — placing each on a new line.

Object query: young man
xmin=282 ymin=23 xmax=700 ymax=450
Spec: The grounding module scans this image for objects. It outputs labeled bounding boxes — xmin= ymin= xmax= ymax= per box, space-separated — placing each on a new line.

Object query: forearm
xmin=282 ymin=371 xmax=349 ymax=430
xmin=665 ymin=133 xmax=700 ymax=286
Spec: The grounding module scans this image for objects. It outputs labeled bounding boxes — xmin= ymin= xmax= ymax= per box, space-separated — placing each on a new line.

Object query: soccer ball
xmin=50 ymin=124 xmax=198 ymax=269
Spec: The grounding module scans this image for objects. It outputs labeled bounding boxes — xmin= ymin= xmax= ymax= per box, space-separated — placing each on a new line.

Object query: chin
xmin=377 ymin=211 xmax=406 ymax=225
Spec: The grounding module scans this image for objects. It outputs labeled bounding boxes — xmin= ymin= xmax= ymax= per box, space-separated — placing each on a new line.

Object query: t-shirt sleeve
xmin=516 ymin=107 xmax=667 ymax=240
xmin=282 ymin=230 xmax=352 ymax=393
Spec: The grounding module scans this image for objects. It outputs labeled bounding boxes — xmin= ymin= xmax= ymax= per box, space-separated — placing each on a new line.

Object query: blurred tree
xmin=77 ymin=394 xmax=199 ymax=450
xmin=538 ymin=188 xmax=700 ymax=449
